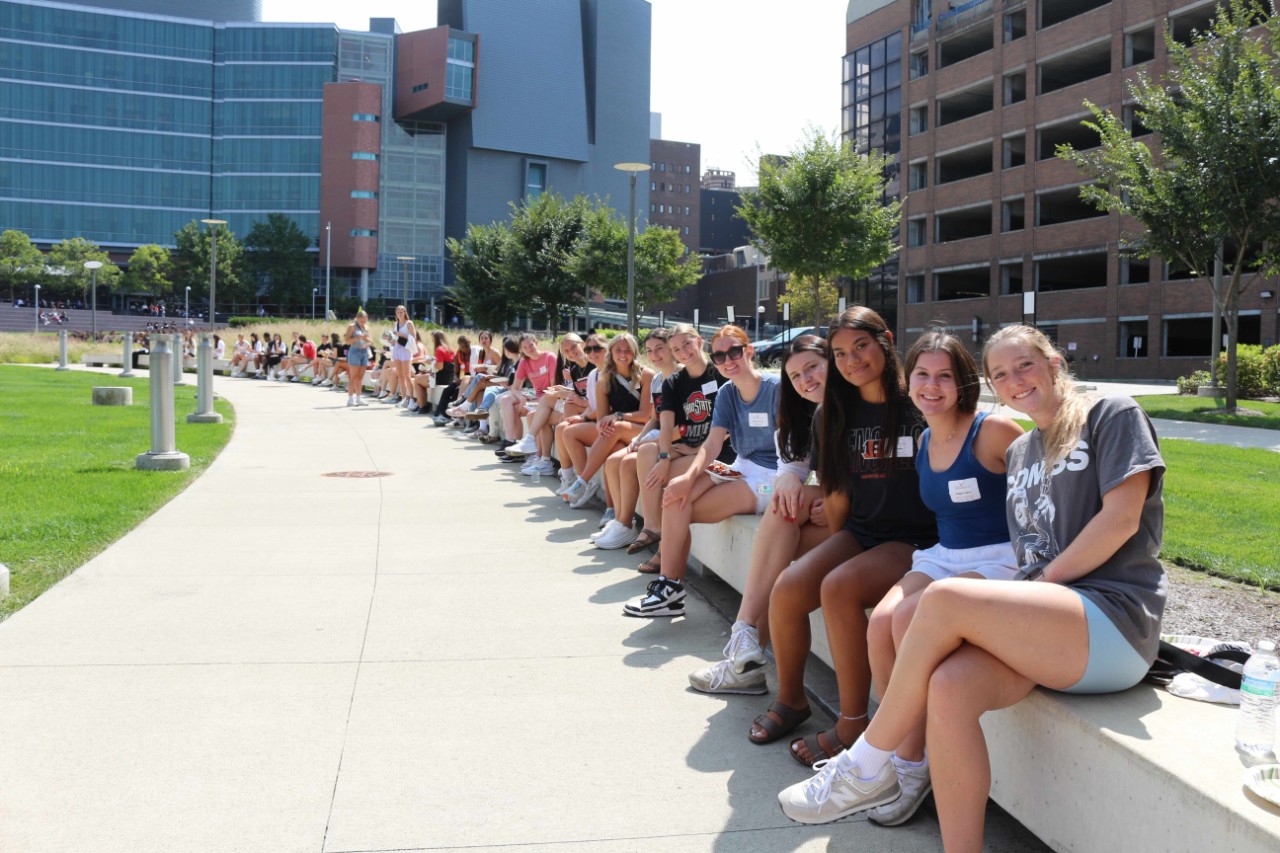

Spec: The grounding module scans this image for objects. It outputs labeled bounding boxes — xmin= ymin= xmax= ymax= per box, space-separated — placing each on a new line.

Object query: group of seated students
xmin=478 ymin=308 xmax=1165 ymax=850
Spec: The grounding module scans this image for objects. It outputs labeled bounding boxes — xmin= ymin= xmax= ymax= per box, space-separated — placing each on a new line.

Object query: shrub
xmin=1176 ymin=369 xmax=1211 ymax=395
xmin=1215 ymin=344 xmax=1270 ymax=398
xmin=1262 ymin=345 xmax=1280 ymax=396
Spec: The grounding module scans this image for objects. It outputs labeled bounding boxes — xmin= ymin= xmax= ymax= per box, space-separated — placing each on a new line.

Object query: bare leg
xmin=658 ymin=477 xmax=754 ymax=582
xmin=613 ymin=450 xmax=639 ymax=527
xmin=499 ymin=393 xmax=523 ymax=439
xmin=737 ymin=486 xmax=827 ymax=647
xmin=868 ymin=573 xmax=933 ymax=761
xmin=579 ymin=423 xmax=638 ymax=481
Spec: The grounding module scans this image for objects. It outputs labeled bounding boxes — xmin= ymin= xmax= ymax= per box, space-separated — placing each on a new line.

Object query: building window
xmin=1118 ymin=319 xmax=1149 ymax=358
xmin=685 ymin=184 xmax=691 ymax=193
xmin=684 ymin=206 xmax=690 ymax=215
xmin=525 ymin=161 xmax=547 ymax=199
xmin=685 ymin=165 xmax=691 ymax=174
xmin=1003 ymin=135 xmax=1026 ymax=168
xmin=684 ymin=225 xmax=690 ymax=235
xmin=350 ymin=229 xmax=377 ymax=237
xmin=650 ymin=181 xmax=657 ymax=191
xmin=1004 ymin=10 xmax=1027 ymax=43
xmin=650 ymin=204 xmax=656 ymax=213
xmin=907 ymin=217 xmax=927 ymax=247
xmin=909 ymin=105 xmax=928 ymax=135
xmin=1000 ymin=262 xmax=1023 ymax=295
xmin=351 ymin=152 xmax=377 ymax=161
xmin=909 ymin=161 xmax=928 ymax=191
xmin=1002 ymin=198 xmax=1025 ymax=231
xmin=1004 ymin=72 xmax=1027 ymax=106
xmin=446 ymin=36 xmax=475 ymax=100
xmin=1121 ymin=256 xmax=1151 ymax=284
xmin=906 ymin=274 xmax=925 ymax=303
xmin=350 ymin=190 xmax=377 ymax=199
xmin=909 ymin=50 xmax=928 ymax=80
xmin=352 ymin=113 xmax=379 ymax=122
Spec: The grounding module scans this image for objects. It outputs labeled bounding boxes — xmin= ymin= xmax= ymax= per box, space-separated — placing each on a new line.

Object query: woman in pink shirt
xmin=497 ymin=334 xmax=557 ymax=449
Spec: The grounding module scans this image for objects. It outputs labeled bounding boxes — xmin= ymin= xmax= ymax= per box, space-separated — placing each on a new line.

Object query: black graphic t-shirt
xmin=564 ymin=360 xmax=592 ymax=398
xmin=837 ymin=398 xmax=937 ymax=547
xmin=660 ymin=363 xmax=731 ymax=455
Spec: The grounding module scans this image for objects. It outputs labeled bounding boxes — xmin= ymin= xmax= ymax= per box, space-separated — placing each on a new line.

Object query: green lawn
xmin=1134 ymin=394 xmax=1280 ymax=430
xmin=0 ymin=366 xmax=234 ymax=620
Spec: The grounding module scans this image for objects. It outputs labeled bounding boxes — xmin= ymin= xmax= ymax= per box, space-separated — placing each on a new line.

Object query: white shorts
xmin=725 ymin=456 xmax=776 ymax=514
xmin=909 ymin=541 xmax=1020 ymax=582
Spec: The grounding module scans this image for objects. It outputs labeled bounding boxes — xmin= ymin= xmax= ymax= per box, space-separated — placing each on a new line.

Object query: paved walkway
xmin=0 ymin=369 xmax=1048 ymax=853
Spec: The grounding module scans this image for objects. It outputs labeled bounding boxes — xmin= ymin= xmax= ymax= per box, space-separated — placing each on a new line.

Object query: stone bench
xmin=136 ymin=354 xmax=196 ymax=372
xmin=684 ymin=513 xmax=1280 ymax=853
xmin=82 ymin=353 xmax=123 ymax=367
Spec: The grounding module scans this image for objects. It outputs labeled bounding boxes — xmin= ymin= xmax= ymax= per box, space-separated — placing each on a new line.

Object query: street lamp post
xmin=33 ymin=284 xmax=40 ymax=332
xmin=84 ymin=261 xmax=103 ymax=339
xmin=199 ymin=218 xmax=227 ymax=404
xmin=312 ymin=288 xmax=317 ymax=320
xmin=613 ymin=162 xmax=651 ymax=336
xmin=324 ymin=221 xmax=332 ymax=320
xmin=184 ymin=286 xmax=190 ymax=323
xmin=200 ymin=218 xmax=227 ymax=324
xmin=397 ymin=256 xmax=413 ymax=313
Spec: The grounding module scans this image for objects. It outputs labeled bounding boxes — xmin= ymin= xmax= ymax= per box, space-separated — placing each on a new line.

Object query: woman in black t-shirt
xmin=750 ymin=307 xmax=938 ymax=768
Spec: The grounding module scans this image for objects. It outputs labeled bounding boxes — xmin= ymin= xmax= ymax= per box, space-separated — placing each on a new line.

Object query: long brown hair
xmin=777 ymin=335 xmax=827 ymax=463
xmin=817 ymin=306 xmax=911 ymax=493
xmin=905 ymin=329 xmax=981 ymax=414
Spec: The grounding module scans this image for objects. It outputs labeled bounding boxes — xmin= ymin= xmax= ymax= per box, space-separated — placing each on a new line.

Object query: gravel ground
xmin=1163 ymin=563 xmax=1280 ymax=642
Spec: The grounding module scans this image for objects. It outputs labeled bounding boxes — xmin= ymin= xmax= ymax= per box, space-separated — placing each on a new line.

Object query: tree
xmin=172 ymin=221 xmax=246 ymax=312
xmin=446 ymin=221 xmax=513 ymax=330
xmin=502 ymin=192 xmax=589 ymax=331
xmin=0 ymin=229 xmax=45 ymax=303
xmin=124 ymin=245 xmax=172 ymax=299
xmin=779 ymin=275 xmax=840 ymax=329
xmin=1058 ymin=0 xmax=1280 ymax=409
xmin=241 ymin=213 xmax=314 ymax=313
xmin=737 ymin=128 xmax=901 ymax=327
xmin=631 ymin=225 xmax=702 ymax=316
xmin=47 ymin=237 xmax=120 ymax=300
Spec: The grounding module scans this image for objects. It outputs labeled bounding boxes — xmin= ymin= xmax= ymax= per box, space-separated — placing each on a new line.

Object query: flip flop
xmin=748 ymin=701 xmax=811 ymax=745
xmin=626 ymin=528 xmax=661 ymax=555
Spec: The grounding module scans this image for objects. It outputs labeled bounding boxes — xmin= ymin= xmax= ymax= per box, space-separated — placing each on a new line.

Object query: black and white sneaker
xmin=623 ymin=577 xmax=686 ymax=618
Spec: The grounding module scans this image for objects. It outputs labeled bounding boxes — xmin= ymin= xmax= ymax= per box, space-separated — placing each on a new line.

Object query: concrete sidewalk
xmin=0 ymin=370 xmax=1046 ymax=853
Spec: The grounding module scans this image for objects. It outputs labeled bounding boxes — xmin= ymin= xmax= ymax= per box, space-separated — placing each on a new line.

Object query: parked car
xmin=752 ymin=325 xmax=827 ymax=367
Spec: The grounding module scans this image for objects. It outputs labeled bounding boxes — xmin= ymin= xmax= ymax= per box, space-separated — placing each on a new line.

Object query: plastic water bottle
xmin=1235 ymin=639 xmax=1280 ymax=766
xmin=530 ymin=467 xmax=541 ymax=485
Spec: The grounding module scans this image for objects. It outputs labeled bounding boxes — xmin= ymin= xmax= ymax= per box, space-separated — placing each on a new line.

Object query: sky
xmin=260 ymin=0 xmax=848 ymax=186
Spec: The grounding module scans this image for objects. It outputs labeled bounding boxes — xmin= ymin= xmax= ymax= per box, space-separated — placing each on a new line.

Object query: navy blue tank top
xmin=917 ymin=412 xmax=1009 ymax=549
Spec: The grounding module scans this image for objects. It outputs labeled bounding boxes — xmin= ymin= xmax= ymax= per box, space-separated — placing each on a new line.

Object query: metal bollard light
xmin=171 ymin=334 xmax=186 ymax=385
xmin=56 ymin=329 xmax=69 ymax=371
xmin=136 ymin=335 xmax=190 ymax=471
xmin=187 ymin=333 xmax=223 ymax=423
xmin=119 ymin=333 xmax=135 ymax=378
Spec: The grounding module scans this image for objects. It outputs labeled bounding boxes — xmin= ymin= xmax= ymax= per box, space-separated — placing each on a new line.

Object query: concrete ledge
xmin=82 ymin=353 xmax=123 ymax=367
xmin=91 ymin=386 xmax=132 ymax=406
xmin=685 ymin=514 xmax=1280 ymax=853
xmin=137 ymin=354 xmax=196 ymax=372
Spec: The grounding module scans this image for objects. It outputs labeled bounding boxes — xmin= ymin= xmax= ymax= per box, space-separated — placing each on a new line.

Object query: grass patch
xmin=1134 ymin=394 xmax=1280 ymax=430
xmin=0 ymin=331 xmax=103 ymax=365
xmin=0 ymin=366 xmax=234 ymax=620
xmin=1012 ymin=418 xmax=1277 ymax=587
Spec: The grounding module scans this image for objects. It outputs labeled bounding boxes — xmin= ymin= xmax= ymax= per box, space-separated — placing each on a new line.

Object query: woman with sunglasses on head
xmin=688 ymin=334 xmax=832 ymax=693
xmin=623 ymin=325 xmax=779 ymax=618
xmin=750 ymin=307 xmax=937 ymax=766
xmin=595 ymin=329 xmax=680 ymax=550
xmin=558 ymin=333 xmax=655 ymax=509
xmin=778 ymin=325 xmax=1165 ymax=845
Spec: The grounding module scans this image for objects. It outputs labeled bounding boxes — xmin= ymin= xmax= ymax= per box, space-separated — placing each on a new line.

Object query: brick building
xmin=843 ymin=0 xmax=1277 ymax=379
xmin=648 ymin=139 xmax=701 ymax=254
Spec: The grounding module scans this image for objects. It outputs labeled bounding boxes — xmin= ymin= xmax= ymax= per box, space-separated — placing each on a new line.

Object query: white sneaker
xmin=330 ymin=382 xmax=343 ymax=392
xmin=375 ymin=390 xmax=389 ymax=399
xmin=726 ymin=621 xmax=767 ymax=673
xmin=560 ymin=477 xmax=587 ymax=500
xmin=520 ymin=456 xmax=544 ymax=475
xmin=454 ymin=401 xmax=473 ymax=415
xmin=408 ymin=402 xmax=420 ymax=413
xmin=568 ymin=478 xmax=600 ymax=508
xmin=400 ymin=397 xmax=412 ymax=409
xmin=508 ymin=434 xmax=538 ymax=456
xmin=777 ymin=751 xmax=899 ymax=825
xmin=532 ymin=457 xmax=557 ymax=476
xmin=869 ymin=756 xmax=932 ymax=827
xmin=346 ymin=397 xmax=355 ymax=407
xmin=688 ymin=658 xmax=768 ymax=695
xmin=597 ymin=507 xmax=615 ymax=529
xmin=354 ymin=397 xmax=367 ymax=407
xmin=594 ymin=519 xmax=639 ymax=550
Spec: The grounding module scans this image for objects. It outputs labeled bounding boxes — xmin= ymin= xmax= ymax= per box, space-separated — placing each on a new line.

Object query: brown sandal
xmin=637 ymin=555 xmax=661 ymax=574
xmin=789 ymin=726 xmax=854 ymax=766
xmin=626 ymin=528 xmax=661 ymax=555
xmin=748 ymin=701 xmax=811 ymax=745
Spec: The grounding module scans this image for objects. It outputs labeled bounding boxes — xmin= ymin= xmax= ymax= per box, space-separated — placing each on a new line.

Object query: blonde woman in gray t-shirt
xmin=777 ymin=324 xmax=1166 ymax=847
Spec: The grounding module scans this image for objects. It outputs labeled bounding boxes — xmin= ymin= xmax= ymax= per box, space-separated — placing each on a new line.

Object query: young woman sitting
xmin=496 ymin=335 xmax=558 ymax=450
xmin=504 ymin=334 xmax=593 ymax=474
xmin=527 ymin=333 xmax=606 ymax=477
xmin=777 ymin=324 xmax=1166 ymax=848
xmin=623 ymin=324 xmax=777 ymax=617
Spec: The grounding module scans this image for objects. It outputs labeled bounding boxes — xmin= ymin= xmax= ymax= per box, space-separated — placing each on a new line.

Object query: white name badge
xmin=948 ymin=477 xmax=981 ymax=503
xmin=701 ymin=380 xmax=718 ymax=395
xmin=538 ymin=366 xmax=548 ymax=375
xmin=748 ymin=412 xmax=769 ymax=427
xmin=897 ymin=436 xmax=915 ymax=457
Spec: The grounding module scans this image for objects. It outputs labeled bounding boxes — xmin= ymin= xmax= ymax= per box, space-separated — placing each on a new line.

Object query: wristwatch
xmin=658 ymin=452 xmax=670 ymax=460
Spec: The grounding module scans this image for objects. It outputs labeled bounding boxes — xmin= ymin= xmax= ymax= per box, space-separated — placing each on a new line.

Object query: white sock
xmin=561 ymin=467 xmax=575 ymax=481
xmin=849 ymin=735 xmax=893 ymax=779
xmin=892 ymin=752 xmax=927 ymax=771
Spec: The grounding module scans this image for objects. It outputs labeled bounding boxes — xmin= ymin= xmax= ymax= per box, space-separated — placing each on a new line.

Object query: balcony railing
xmin=911 ymin=19 xmax=931 ymax=44
xmin=936 ymin=0 xmax=994 ymax=34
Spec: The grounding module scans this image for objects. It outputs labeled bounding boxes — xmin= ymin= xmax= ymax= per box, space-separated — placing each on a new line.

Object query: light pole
xmin=756 ymin=304 xmax=765 ymax=340
xmin=613 ymin=162 xmax=650 ymax=336
xmin=33 ymin=284 xmax=40 ymax=331
xmin=324 ymin=221 xmax=332 ymax=320
xmin=184 ymin=286 xmax=190 ymax=322
xmin=200 ymin=218 xmax=227 ymax=324
xmin=397 ymin=256 xmax=413 ymax=312
xmin=83 ymin=261 xmax=103 ymax=339
xmin=312 ymin=288 xmax=317 ymax=320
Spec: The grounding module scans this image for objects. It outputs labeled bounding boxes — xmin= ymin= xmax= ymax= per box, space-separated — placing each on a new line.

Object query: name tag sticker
xmin=701 ymin=380 xmax=718 ymax=396
xmin=538 ymin=366 xmax=547 ymax=376
xmin=897 ymin=436 xmax=915 ymax=457
xmin=948 ymin=477 xmax=981 ymax=503
xmin=748 ymin=412 xmax=769 ymax=427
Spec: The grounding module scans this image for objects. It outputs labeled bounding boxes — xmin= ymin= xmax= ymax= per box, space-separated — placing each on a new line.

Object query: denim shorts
xmin=347 ymin=347 xmax=370 ymax=367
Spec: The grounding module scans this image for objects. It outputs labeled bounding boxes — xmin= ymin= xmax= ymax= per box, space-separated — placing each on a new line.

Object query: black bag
xmin=1145 ymin=640 xmax=1248 ymax=688
xmin=396 ymin=335 xmax=409 ymax=347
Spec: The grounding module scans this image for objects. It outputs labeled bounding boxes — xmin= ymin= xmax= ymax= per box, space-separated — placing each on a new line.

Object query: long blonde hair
xmin=601 ymin=333 xmax=642 ymax=396
xmin=982 ymin=325 xmax=1092 ymax=467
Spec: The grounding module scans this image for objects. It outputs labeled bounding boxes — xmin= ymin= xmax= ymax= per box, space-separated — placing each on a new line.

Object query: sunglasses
xmin=583 ymin=344 xmax=605 ymax=354
xmin=710 ymin=345 xmax=747 ymax=365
